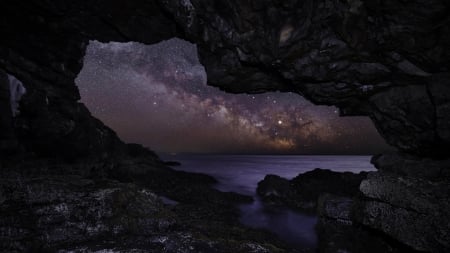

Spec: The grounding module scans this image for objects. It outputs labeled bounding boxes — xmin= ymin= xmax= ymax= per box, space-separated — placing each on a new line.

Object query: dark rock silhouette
xmin=1 ymin=0 xmax=449 ymax=252
xmin=1 ymin=0 xmax=449 ymax=159
xmin=0 ymin=156 xmax=289 ymax=252
xmin=164 ymin=161 xmax=182 ymax=167
xmin=0 ymin=70 xmax=15 ymax=152
xmin=317 ymin=154 xmax=450 ymax=252
xmin=354 ymin=153 xmax=450 ymax=252
xmin=317 ymin=194 xmax=416 ymax=253
xmin=257 ymin=168 xmax=367 ymax=212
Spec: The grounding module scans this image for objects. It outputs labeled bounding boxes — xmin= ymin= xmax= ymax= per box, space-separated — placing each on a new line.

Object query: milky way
xmin=75 ymin=38 xmax=392 ymax=154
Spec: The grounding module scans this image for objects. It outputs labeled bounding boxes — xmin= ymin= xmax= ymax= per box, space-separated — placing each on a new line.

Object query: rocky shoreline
xmin=257 ymin=168 xmax=367 ymax=213
xmin=255 ymin=168 xmax=411 ymax=252
xmin=1 ymin=150 xmax=303 ymax=253
xmin=3 ymin=151 xmax=448 ymax=252
xmin=255 ymin=155 xmax=450 ymax=253
xmin=1 ymin=0 xmax=450 ymax=252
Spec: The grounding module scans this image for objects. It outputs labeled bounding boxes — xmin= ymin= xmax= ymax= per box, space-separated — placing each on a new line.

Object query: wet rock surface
xmin=258 ymin=163 xmax=450 ymax=252
xmin=0 ymin=156 xmax=294 ymax=253
xmin=257 ymin=168 xmax=367 ymax=212
xmin=353 ymin=153 xmax=450 ymax=252
xmin=314 ymin=153 xmax=450 ymax=253
xmin=1 ymin=1 xmax=450 ymax=252
xmin=317 ymin=194 xmax=413 ymax=253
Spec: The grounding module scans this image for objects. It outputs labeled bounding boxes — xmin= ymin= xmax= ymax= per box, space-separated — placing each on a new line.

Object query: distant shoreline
xmin=158 ymin=152 xmax=378 ymax=157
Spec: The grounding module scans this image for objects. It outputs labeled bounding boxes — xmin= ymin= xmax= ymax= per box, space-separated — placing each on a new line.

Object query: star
xmin=75 ymin=38 xmax=393 ymax=155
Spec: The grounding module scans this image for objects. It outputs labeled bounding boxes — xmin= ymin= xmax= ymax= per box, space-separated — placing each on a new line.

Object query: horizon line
xmin=156 ymin=151 xmax=384 ymax=156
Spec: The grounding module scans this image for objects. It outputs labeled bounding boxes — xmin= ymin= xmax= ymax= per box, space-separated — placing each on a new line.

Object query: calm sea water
xmin=160 ymin=154 xmax=376 ymax=249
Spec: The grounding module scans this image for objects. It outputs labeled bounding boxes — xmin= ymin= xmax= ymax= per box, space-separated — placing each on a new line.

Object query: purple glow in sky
xmin=76 ymin=38 xmax=392 ymax=154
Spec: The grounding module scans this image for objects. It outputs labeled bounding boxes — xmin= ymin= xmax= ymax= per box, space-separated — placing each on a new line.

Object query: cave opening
xmin=1 ymin=1 xmax=448 ymax=251
xmin=74 ymin=38 xmax=393 ymax=249
xmin=75 ymin=38 xmax=391 ymax=156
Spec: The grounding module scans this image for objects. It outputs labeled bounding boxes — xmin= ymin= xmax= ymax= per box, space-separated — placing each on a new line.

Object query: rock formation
xmin=1 ymin=0 xmax=449 ymax=252
xmin=0 ymin=155 xmax=289 ymax=252
xmin=257 ymin=169 xmax=367 ymax=212
xmin=355 ymin=154 xmax=450 ymax=252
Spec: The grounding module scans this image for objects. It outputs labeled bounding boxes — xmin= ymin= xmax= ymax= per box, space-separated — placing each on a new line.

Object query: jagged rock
xmin=1 ymin=1 xmax=450 ymax=252
xmin=256 ymin=174 xmax=291 ymax=203
xmin=0 ymin=69 xmax=16 ymax=154
xmin=312 ymin=154 xmax=450 ymax=253
xmin=0 ymin=159 xmax=289 ymax=253
xmin=0 ymin=0 xmax=181 ymax=161
xmin=317 ymin=194 xmax=411 ymax=253
xmin=0 ymin=0 xmax=449 ymax=159
xmin=162 ymin=0 xmax=450 ymax=157
xmin=163 ymin=161 xmax=181 ymax=167
xmin=0 ymin=174 xmax=176 ymax=251
xmin=368 ymin=81 xmax=450 ymax=157
xmin=371 ymin=152 xmax=450 ymax=180
xmin=355 ymin=171 xmax=450 ymax=252
xmin=257 ymin=169 xmax=367 ymax=212
xmin=350 ymin=153 xmax=450 ymax=252
xmin=317 ymin=194 xmax=353 ymax=223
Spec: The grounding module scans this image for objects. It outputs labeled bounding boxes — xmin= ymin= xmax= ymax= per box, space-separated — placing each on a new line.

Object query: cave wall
xmin=0 ymin=69 xmax=15 ymax=152
xmin=162 ymin=0 xmax=450 ymax=157
xmin=1 ymin=0 xmax=449 ymax=160
xmin=1 ymin=0 xmax=450 ymax=251
xmin=0 ymin=0 xmax=181 ymax=160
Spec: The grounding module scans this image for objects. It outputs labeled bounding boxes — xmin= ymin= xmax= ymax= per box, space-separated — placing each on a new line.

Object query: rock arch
xmin=1 ymin=0 xmax=449 ymax=251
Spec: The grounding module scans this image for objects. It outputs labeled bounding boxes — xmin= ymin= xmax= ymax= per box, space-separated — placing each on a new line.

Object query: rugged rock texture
xmin=1 ymin=0 xmax=449 ymax=159
xmin=1 ymin=0 xmax=450 ymax=252
xmin=353 ymin=153 xmax=450 ymax=252
xmin=313 ymin=153 xmax=450 ymax=253
xmin=0 ymin=0 xmax=180 ymax=161
xmin=258 ymin=168 xmax=429 ymax=252
xmin=257 ymin=169 xmax=367 ymax=212
xmin=371 ymin=152 xmax=450 ymax=179
xmin=317 ymin=194 xmax=413 ymax=253
xmin=162 ymin=0 xmax=450 ymax=157
xmin=0 ymin=157 xmax=292 ymax=253
xmin=0 ymin=69 xmax=15 ymax=152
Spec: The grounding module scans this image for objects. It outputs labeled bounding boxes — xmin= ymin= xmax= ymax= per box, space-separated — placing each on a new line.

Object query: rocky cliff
xmin=1 ymin=0 xmax=449 ymax=252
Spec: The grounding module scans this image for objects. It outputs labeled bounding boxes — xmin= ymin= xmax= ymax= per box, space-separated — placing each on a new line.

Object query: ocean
xmin=160 ymin=154 xmax=376 ymax=249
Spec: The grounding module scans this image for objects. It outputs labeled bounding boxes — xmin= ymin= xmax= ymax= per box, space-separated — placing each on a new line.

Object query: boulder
xmin=0 ymin=159 xmax=288 ymax=252
xmin=1 ymin=0 xmax=450 ymax=252
xmin=257 ymin=168 xmax=367 ymax=212
xmin=316 ymin=153 xmax=450 ymax=252
xmin=353 ymin=155 xmax=450 ymax=252
xmin=317 ymin=194 xmax=412 ymax=253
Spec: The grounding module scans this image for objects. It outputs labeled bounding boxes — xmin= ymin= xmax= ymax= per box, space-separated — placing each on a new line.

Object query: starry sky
xmin=75 ymin=38 xmax=392 ymax=155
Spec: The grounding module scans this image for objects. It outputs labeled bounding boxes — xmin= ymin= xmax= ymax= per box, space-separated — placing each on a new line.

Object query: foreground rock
xmin=1 ymin=1 xmax=450 ymax=252
xmin=0 ymin=155 xmax=294 ymax=253
xmin=257 ymin=168 xmax=367 ymax=212
xmin=317 ymin=194 xmax=414 ymax=253
xmin=353 ymin=153 xmax=450 ymax=252
xmin=316 ymin=153 xmax=450 ymax=253
xmin=257 ymin=165 xmax=450 ymax=252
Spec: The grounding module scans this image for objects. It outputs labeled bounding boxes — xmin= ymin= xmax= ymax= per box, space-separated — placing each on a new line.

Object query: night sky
xmin=75 ymin=38 xmax=392 ymax=155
